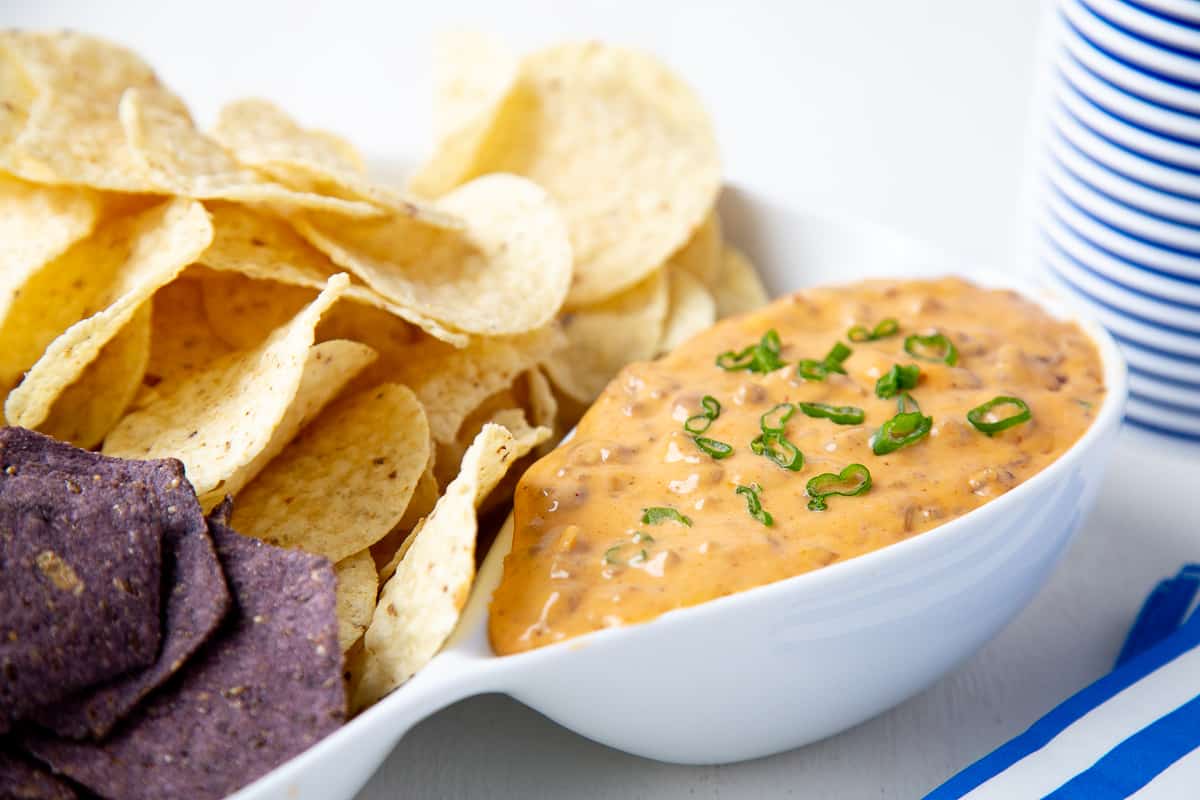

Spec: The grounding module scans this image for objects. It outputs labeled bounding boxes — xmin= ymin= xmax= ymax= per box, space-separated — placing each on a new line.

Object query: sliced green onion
xmin=823 ymin=341 xmax=853 ymax=374
xmin=642 ymin=507 xmax=692 ymax=526
xmin=715 ymin=329 xmax=786 ymax=374
xmin=896 ymin=392 xmax=920 ymax=413
xmin=847 ymin=318 xmax=900 ymax=342
xmin=797 ymin=401 xmax=865 ymax=425
xmin=806 ymin=464 xmax=872 ymax=511
xmin=904 ymin=332 xmax=958 ymax=365
xmin=750 ymin=433 xmax=804 ymax=471
xmin=632 ymin=531 xmax=654 ymax=544
xmin=870 ymin=411 xmax=933 ymax=455
xmin=796 ymin=358 xmax=829 ymax=382
xmin=735 ymin=483 xmax=773 ymax=527
xmin=760 ymin=402 xmax=796 ymax=435
xmin=795 ymin=342 xmax=853 ymax=381
xmin=692 ymin=436 xmax=734 ymax=459
xmin=684 ymin=394 xmax=722 ymax=434
xmin=967 ymin=396 xmax=1032 ymax=436
xmin=604 ymin=545 xmax=622 ymax=564
xmin=875 ymin=363 xmax=921 ymax=399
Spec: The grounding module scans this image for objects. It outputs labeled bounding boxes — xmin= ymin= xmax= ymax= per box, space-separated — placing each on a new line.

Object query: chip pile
xmin=0 ymin=26 xmax=770 ymax=795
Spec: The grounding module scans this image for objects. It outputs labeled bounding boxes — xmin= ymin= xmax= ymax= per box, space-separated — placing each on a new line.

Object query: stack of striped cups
xmin=1033 ymin=0 xmax=1200 ymax=441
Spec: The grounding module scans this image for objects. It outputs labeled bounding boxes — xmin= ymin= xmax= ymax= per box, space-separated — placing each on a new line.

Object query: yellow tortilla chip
xmin=390 ymin=325 xmax=564 ymax=443
xmin=524 ymin=367 xmax=561 ymax=456
xmin=658 ymin=266 xmax=716 ymax=355
xmin=442 ymin=41 xmax=720 ymax=307
xmin=211 ymin=99 xmax=460 ymax=227
xmin=334 ymin=550 xmax=378 ymax=653
xmin=103 ymin=274 xmax=349 ymax=505
xmin=545 ymin=268 xmax=669 ymax=403
xmin=371 ymin=463 xmax=439 ymax=582
xmin=295 ymin=173 xmax=571 ymax=337
xmin=355 ymin=420 xmax=548 ymax=707
xmin=198 ymin=270 xmax=315 ymax=351
xmin=670 ymin=211 xmax=723 ymax=285
xmin=230 ymin=383 xmax=431 ymax=563
xmin=136 ymin=276 xmax=234 ymax=408
xmin=0 ymin=37 xmax=36 ymax=155
xmin=5 ymin=199 xmax=213 ymax=429
xmin=198 ymin=205 xmax=467 ymax=347
xmin=714 ymin=244 xmax=769 ymax=319
xmin=38 ymin=302 xmax=151 ymax=449
xmin=118 ymin=87 xmax=382 ymax=218
xmin=0 ymin=175 xmax=101 ymax=327
xmin=0 ymin=31 xmax=166 ymax=190
xmin=408 ymin=31 xmax=520 ymax=197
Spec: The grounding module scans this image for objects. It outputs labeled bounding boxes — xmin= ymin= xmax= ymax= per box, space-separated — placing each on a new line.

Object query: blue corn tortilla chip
xmin=0 ymin=438 xmax=165 ymax=733
xmin=5 ymin=430 xmax=232 ymax=740
xmin=0 ymin=748 xmax=78 ymax=800
xmin=25 ymin=498 xmax=345 ymax=800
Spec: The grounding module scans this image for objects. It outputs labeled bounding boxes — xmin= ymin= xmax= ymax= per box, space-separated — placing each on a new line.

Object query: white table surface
xmin=7 ymin=2 xmax=1199 ymax=797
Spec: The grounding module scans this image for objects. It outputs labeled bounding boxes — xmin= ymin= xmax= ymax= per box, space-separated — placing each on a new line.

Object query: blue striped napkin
xmin=927 ymin=566 xmax=1200 ymax=799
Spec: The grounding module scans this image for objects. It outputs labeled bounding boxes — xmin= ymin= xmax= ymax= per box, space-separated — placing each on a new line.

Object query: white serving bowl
xmin=1062 ymin=0 xmax=1200 ymax=83
xmin=228 ymin=190 xmax=1128 ymax=800
xmin=1058 ymin=12 xmax=1200 ymax=115
xmin=1041 ymin=213 xmax=1200 ymax=305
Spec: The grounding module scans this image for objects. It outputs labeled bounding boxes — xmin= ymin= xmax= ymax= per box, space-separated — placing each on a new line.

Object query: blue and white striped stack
xmin=1034 ymin=0 xmax=1200 ymax=441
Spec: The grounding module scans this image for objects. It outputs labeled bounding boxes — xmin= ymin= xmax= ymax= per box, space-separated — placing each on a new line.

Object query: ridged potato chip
xmin=670 ymin=211 xmax=723 ymax=286
xmin=38 ymin=302 xmax=151 ymax=449
xmin=103 ymin=275 xmax=348 ymax=505
xmin=230 ymin=383 xmax=431 ymax=563
xmin=355 ymin=419 xmax=548 ymax=707
xmin=714 ymin=244 xmax=769 ymax=319
xmin=658 ymin=266 xmax=716 ymax=355
xmin=295 ymin=173 xmax=571 ymax=338
xmin=211 ymin=99 xmax=460 ymax=228
xmin=423 ymin=41 xmax=720 ymax=307
xmin=545 ymin=268 xmax=669 ymax=403
xmin=334 ymin=550 xmax=377 ymax=653
xmin=5 ymin=199 xmax=213 ymax=429
xmin=407 ymin=31 xmax=520 ymax=198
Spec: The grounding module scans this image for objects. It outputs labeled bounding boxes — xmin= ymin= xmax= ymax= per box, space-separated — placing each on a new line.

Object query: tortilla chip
xmin=211 ymin=99 xmax=460 ymax=227
xmin=295 ymin=173 xmax=571 ymax=337
xmin=370 ymin=461 xmax=439 ymax=582
xmin=524 ymin=367 xmax=561 ymax=455
xmin=408 ymin=31 xmax=520 ymax=197
xmin=0 ymin=433 xmax=165 ymax=732
xmin=37 ymin=301 xmax=151 ymax=449
xmin=390 ymin=325 xmax=564 ymax=443
xmin=102 ymin=275 xmax=348 ymax=506
xmin=355 ymin=420 xmax=547 ymax=707
xmin=231 ymin=383 xmax=430 ymax=563
xmin=545 ymin=268 xmax=668 ymax=403
xmin=4 ymin=199 xmax=213 ymax=431
xmin=434 ymin=41 xmax=720 ymax=307
xmin=198 ymin=270 xmax=315 ymax=351
xmin=118 ymin=86 xmax=382 ymax=218
xmin=0 ymin=750 xmax=77 ymax=800
xmin=714 ymin=244 xmax=769 ymax=318
xmin=658 ymin=266 xmax=716 ymax=355
xmin=334 ymin=550 xmax=377 ymax=653
xmin=136 ymin=276 xmax=234 ymax=407
xmin=25 ymin=501 xmax=343 ymax=800
xmin=670 ymin=210 xmax=723 ymax=285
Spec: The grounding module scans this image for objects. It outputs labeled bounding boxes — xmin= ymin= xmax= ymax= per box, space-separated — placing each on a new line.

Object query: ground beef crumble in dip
xmin=489 ymin=277 xmax=1105 ymax=655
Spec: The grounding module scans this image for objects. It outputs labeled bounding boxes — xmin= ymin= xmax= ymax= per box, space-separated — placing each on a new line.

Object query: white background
xmin=6 ymin=2 xmax=1199 ymax=798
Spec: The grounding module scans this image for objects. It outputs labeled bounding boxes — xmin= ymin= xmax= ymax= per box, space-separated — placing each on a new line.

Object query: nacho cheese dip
xmin=489 ymin=278 xmax=1104 ymax=655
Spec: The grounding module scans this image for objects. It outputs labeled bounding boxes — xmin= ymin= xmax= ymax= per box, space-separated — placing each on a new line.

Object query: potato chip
xmin=544 ymin=268 xmax=668 ymax=403
xmin=334 ymin=550 xmax=377 ymax=653
xmin=670 ymin=211 xmax=723 ymax=285
xmin=0 ymin=176 xmax=101 ymax=326
xmin=714 ymin=244 xmax=769 ymax=319
xmin=230 ymin=383 xmax=431 ymax=563
xmin=38 ymin=302 xmax=151 ymax=449
xmin=427 ymin=41 xmax=720 ymax=307
xmin=136 ymin=276 xmax=235 ymax=407
xmin=102 ymin=274 xmax=348 ymax=505
xmin=389 ymin=325 xmax=564 ymax=443
xmin=211 ymin=99 xmax=461 ymax=228
xmin=0 ymin=31 xmax=167 ymax=190
xmin=198 ymin=205 xmax=468 ymax=346
xmin=295 ymin=173 xmax=571 ymax=337
xmin=407 ymin=31 xmax=520 ymax=198
xmin=118 ymin=87 xmax=383 ymax=218
xmin=355 ymin=420 xmax=548 ymax=707
xmin=658 ymin=266 xmax=716 ymax=355
xmin=5 ymin=199 xmax=213 ymax=430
